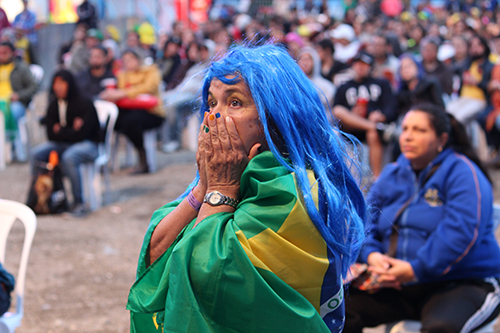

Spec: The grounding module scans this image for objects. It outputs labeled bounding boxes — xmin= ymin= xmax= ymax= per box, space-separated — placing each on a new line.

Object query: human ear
xmin=439 ymin=132 xmax=449 ymax=150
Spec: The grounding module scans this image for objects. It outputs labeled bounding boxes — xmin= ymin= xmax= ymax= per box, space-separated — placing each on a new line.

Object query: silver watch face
xmin=207 ymin=191 xmax=224 ymax=205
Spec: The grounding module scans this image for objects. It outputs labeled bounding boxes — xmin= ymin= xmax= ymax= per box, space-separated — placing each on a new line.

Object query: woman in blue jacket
xmin=344 ymin=104 xmax=500 ymax=332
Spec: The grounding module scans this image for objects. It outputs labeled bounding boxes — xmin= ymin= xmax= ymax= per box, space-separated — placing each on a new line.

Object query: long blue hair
xmin=183 ymin=43 xmax=366 ymax=275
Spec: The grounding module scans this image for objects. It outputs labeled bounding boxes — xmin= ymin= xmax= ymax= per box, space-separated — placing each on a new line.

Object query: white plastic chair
xmin=0 ymin=199 xmax=37 ymax=333
xmin=80 ymin=100 xmax=118 ymax=211
xmin=112 ymin=128 xmax=158 ymax=173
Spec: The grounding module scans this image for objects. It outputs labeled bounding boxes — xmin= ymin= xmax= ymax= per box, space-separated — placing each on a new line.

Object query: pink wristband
xmin=187 ymin=189 xmax=202 ymax=211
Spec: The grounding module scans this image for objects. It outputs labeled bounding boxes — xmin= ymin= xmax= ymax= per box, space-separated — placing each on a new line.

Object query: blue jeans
xmin=30 ymin=140 xmax=99 ymax=205
xmin=10 ymin=101 xmax=26 ymax=123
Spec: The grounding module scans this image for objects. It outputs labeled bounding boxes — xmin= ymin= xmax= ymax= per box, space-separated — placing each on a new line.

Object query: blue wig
xmin=185 ymin=43 xmax=366 ymax=275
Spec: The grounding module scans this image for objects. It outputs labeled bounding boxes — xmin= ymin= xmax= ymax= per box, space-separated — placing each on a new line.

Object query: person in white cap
xmin=330 ymin=24 xmax=360 ymax=63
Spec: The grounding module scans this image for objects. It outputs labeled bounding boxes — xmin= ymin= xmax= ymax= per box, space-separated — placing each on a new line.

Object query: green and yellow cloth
xmin=127 ymin=151 xmax=345 ymax=332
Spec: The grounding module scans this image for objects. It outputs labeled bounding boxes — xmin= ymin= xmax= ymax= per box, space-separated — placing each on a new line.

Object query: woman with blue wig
xmin=127 ymin=44 xmax=366 ymax=332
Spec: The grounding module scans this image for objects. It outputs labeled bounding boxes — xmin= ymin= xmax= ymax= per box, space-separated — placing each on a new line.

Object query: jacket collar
xmin=396 ymin=148 xmax=453 ymax=184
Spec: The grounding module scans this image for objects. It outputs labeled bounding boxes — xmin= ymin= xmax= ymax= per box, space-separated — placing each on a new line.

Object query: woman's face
xmin=399 ymin=110 xmax=447 ymax=169
xmin=399 ymin=57 xmax=418 ymax=82
xmin=187 ymin=44 xmax=199 ymax=62
xmin=207 ymin=77 xmax=264 ymax=154
xmin=53 ymin=76 xmax=69 ymax=100
xmin=452 ymin=37 xmax=468 ymax=60
xmin=469 ymin=37 xmax=485 ymax=58
xmin=298 ymin=53 xmax=314 ymax=76
xmin=123 ymin=52 xmax=140 ymax=71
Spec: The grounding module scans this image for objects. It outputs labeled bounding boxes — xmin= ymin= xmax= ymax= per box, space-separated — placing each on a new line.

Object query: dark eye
xmin=208 ymin=100 xmax=216 ymax=109
xmin=231 ymin=100 xmax=241 ymax=107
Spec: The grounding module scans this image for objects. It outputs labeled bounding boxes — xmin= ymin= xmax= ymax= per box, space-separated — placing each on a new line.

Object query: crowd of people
xmin=0 ymin=0 xmax=500 ymax=331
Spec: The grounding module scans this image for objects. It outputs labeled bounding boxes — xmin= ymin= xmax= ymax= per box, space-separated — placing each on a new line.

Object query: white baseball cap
xmin=331 ymin=24 xmax=356 ymax=42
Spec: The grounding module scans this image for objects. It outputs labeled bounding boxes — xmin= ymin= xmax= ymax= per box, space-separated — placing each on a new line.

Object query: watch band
xmin=187 ymin=189 xmax=202 ymax=211
xmin=204 ymin=191 xmax=240 ymax=208
xmin=221 ymin=195 xmax=239 ymax=208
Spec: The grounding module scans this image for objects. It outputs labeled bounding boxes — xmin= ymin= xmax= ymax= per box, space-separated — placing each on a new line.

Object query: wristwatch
xmin=204 ymin=191 xmax=239 ymax=208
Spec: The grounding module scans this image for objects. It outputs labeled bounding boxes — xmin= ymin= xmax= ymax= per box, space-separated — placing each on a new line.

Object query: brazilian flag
xmin=127 ymin=151 xmax=345 ymax=332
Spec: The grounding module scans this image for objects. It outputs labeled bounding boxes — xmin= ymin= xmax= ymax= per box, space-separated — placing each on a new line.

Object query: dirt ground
xmin=0 ymin=92 xmax=499 ymax=332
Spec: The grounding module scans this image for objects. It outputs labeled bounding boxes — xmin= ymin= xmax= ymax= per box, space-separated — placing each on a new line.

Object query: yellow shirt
xmin=0 ymin=62 xmax=14 ymax=99
xmin=461 ymin=61 xmax=486 ymax=101
xmin=117 ymin=65 xmax=164 ymax=117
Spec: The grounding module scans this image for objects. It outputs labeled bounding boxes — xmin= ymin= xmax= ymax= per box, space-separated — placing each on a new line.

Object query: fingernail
xmin=204 ymin=126 xmax=209 ymax=133
xmin=216 ymin=112 xmax=221 ymax=118
xmin=209 ymin=114 xmax=215 ymax=121
xmin=204 ymin=111 xmax=208 ymax=118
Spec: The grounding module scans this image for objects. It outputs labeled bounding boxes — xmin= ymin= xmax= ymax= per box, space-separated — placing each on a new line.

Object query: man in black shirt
xmin=76 ymin=46 xmax=115 ymax=101
xmin=333 ymin=52 xmax=396 ymax=178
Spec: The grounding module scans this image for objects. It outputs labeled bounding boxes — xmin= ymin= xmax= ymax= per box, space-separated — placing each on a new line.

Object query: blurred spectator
xmin=100 ymin=49 xmax=163 ymax=174
xmin=76 ymin=0 xmax=98 ymax=29
xmin=421 ymin=38 xmax=453 ymax=96
xmin=315 ymin=38 xmax=348 ymax=83
xmin=0 ymin=41 xmax=37 ymax=162
xmin=58 ymin=23 xmax=87 ymax=65
xmin=102 ymin=39 xmax=122 ymax=75
xmin=298 ymin=47 xmax=336 ymax=110
xmin=124 ymin=30 xmax=143 ymax=59
xmin=104 ymin=24 xmax=121 ymax=43
xmin=12 ymin=0 xmax=38 ymax=46
xmin=76 ymin=46 xmax=115 ymax=101
xmin=165 ymin=41 xmax=198 ymax=91
xmin=331 ymin=23 xmax=360 ymax=63
xmin=163 ymin=41 xmax=215 ymax=152
xmin=397 ymin=54 xmax=444 ymax=115
xmin=333 ymin=52 xmax=396 ymax=178
xmin=478 ymin=64 xmax=500 ymax=161
xmin=137 ymin=22 xmax=158 ymax=64
xmin=344 ymin=104 xmax=500 ymax=332
xmin=285 ymin=32 xmax=304 ymax=60
xmin=156 ymin=37 xmax=182 ymax=87
xmin=406 ymin=23 xmax=425 ymax=55
xmin=0 ymin=6 xmax=10 ymax=33
xmin=31 ymin=69 xmax=100 ymax=217
xmin=368 ymin=34 xmax=400 ymax=90
xmin=447 ymin=35 xmax=493 ymax=125
xmin=450 ymin=36 xmax=469 ymax=76
xmin=68 ymin=28 xmax=103 ymax=75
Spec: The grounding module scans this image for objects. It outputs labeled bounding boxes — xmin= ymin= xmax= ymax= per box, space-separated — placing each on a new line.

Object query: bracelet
xmin=187 ymin=189 xmax=202 ymax=211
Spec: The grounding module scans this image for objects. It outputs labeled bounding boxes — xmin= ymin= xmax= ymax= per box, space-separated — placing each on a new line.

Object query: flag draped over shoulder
xmin=127 ymin=151 xmax=345 ymax=332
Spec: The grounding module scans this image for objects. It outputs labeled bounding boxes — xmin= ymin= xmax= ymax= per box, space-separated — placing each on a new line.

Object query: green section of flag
xmin=127 ymin=152 xmax=330 ymax=333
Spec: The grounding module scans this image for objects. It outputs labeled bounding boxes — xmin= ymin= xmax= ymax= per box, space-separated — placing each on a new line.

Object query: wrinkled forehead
xmin=207 ymin=75 xmax=251 ymax=95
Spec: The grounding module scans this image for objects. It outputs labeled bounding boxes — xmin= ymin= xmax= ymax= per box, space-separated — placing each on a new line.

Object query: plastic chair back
xmin=80 ymin=100 xmax=118 ymax=211
xmin=93 ymin=100 xmax=118 ymax=160
xmin=0 ymin=200 xmax=37 ymax=333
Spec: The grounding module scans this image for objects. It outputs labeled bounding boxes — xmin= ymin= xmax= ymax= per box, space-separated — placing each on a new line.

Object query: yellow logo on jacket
xmin=424 ymin=188 xmax=443 ymax=207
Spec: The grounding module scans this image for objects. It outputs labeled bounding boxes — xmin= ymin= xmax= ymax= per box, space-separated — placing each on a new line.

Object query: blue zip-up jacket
xmin=360 ymin=148 xmax=500 ymax=283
